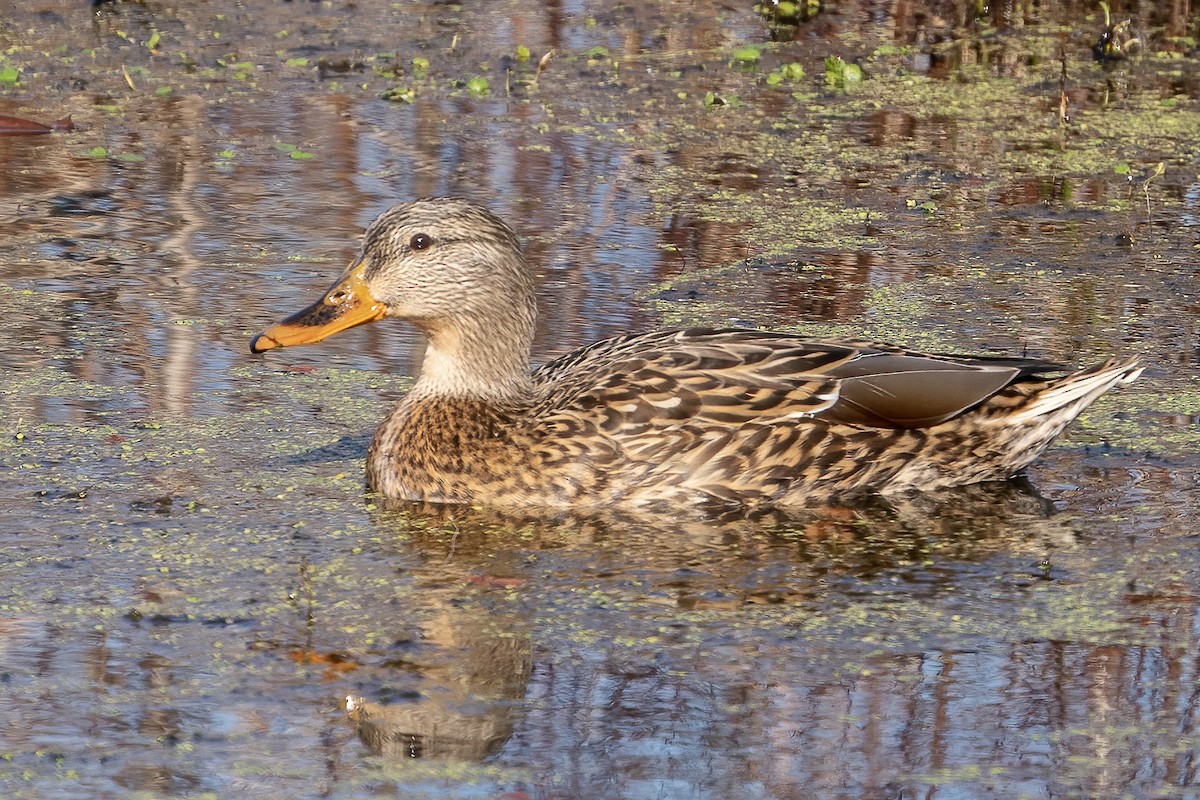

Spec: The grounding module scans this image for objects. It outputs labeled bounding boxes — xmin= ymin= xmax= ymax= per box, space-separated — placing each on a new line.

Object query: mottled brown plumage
xmin=251 ymin=197 xmax=1142 ymax=509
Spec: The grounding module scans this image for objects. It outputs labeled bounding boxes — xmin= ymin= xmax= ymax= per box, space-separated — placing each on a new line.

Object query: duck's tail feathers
xmin=1007 ymin=356 xmax=1142 ymax=426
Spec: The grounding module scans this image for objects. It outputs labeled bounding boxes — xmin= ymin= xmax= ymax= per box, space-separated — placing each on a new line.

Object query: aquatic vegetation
xmin=0 ymin=1 xmax=1197 ymax=797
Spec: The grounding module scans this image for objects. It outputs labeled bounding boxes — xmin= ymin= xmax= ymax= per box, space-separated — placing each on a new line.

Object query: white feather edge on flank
xmin=1001 ymin=358 xmax=1142 ymax=426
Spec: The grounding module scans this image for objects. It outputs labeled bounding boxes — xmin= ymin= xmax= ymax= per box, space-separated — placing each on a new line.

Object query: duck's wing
xmin=530 ymin=327 xmax=1057 ymax=433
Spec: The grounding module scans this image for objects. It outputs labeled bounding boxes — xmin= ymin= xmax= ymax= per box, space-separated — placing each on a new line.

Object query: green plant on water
xmin=411 ymin=56 xmax=429 ymax=76
xmin=0 ymin=64 xmax=19 ymax=85
xmin=373 ymin=61 xmax=403 ymax=79
xmin=703 ymin=91 xmax=742 ymax=108
xmin=467 ymin=76 xmax=489 ymax=96
xmin=1094 ymin=0 xmax=1139 ymax=61
xmin=774 ymin=1 xmax=799 ymax=20
xmin=731 ymin=45 xmax=762 ymax=66
xmin=380 ymin=86 xmax=416 ymax=103
xmin=272 ymin=142 xmax=316 ymax=160
xmin=73 ymin=146 xmax=143 ymax=162
xmin=824 ymin=55 xmax=863 ymax=89
xmin=516 ymin=45 xmax=530 ymax=62
xmin=755 ymin=0 xmax=816 ymax=25
xmin=766 ymin=61 xmax=805 ymax=85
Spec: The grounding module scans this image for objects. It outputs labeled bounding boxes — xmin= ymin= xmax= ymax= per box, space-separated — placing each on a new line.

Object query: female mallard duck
xmin=251 ymin=197 xmax=1141 ymax=508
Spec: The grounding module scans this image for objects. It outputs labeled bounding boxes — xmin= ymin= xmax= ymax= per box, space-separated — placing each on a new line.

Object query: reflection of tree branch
xmin=159 ymin=95 xmax=206 ymax=416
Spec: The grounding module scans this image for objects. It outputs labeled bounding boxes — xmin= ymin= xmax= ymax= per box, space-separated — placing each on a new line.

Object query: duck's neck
xmin=410 ymin=310 xmax=535 ymax=406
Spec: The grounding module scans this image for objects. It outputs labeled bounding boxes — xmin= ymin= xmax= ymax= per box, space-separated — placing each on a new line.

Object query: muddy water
xmin=1 ymin=1 xmax=1198 ymax=798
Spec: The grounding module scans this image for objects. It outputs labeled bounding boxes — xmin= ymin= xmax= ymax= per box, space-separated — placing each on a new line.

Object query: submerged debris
xmin=0 ymin=114 xmax=73 ymax=136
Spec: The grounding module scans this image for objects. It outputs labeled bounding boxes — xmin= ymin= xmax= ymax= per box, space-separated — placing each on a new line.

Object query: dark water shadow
xmin=282 ymin=432 xmax=374 ymax=465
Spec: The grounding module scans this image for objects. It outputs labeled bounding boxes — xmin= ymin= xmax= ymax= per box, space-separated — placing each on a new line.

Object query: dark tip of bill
xmin=249 ymin=333 xmax=276 ymax=354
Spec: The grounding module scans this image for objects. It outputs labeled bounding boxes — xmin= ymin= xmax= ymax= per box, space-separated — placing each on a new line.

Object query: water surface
xmin=1 ymin=1 xmax=1198 ymax=797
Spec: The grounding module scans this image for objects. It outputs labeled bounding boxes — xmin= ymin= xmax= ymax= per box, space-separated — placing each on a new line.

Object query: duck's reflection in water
xmin=341 ymin=479 xmax=1072 ymax=765
xmin=344 ymin=607 xmax=532 ymax=762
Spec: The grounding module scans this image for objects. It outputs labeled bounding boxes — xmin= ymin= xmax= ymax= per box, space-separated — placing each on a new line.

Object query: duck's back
xmin=499 ymin=328 xmax=1138 ymax=507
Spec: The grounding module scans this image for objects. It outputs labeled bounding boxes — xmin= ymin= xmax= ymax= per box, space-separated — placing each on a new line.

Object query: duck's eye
xmin=409 ymin=233 xmax=432 ymax=251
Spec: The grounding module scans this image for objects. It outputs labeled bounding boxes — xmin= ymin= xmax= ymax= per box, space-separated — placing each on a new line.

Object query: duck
xmin=250 ymin=197 xmax=1142 ymax=509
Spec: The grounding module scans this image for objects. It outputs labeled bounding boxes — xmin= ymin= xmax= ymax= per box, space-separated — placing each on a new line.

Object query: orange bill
xmin=250 ymin=259 xmax=386 ymax=353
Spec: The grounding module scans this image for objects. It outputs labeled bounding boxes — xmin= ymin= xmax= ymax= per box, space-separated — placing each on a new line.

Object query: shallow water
xmin=1 ymin=1 xmax=1199 ymax=798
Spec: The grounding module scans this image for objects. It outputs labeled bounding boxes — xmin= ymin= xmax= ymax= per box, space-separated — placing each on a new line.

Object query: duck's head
xmin=250 ymin=197 xmax=534 ymax=354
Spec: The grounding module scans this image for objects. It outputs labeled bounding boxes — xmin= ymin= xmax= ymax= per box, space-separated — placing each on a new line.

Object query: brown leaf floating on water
xmin=0 ymin=114 xmax=74 ymax=136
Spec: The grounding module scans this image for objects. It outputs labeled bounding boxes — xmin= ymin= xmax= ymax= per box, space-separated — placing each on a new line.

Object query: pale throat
xmin=411 ymin=313 xmax=535 ymax=403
